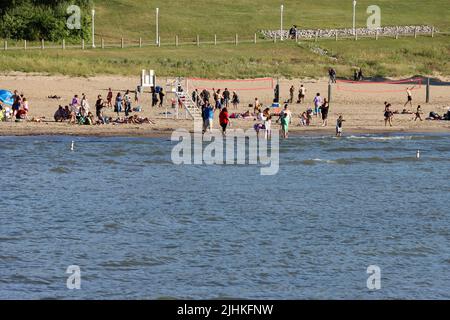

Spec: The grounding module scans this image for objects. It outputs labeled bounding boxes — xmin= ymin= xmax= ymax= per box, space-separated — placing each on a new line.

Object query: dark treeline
xmin=0 ymin=0 xmax=92 ymax=41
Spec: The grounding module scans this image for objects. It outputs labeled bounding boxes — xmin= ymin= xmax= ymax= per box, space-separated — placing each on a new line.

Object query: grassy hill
xmin=1 ymin=0 xmax=449 ymax=78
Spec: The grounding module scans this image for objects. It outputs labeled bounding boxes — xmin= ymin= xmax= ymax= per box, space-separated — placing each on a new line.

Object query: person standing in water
xmin=336 ymin=115 xmax=345 ymax=137
xmin=279 ymin=104 xmax=292 ymax=139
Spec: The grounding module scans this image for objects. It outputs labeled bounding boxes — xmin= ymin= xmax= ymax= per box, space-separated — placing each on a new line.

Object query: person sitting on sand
xmin=401 ymin=109 xmax=413 ymax=114
xmin=54 ymin=106 xmax=66 ymax=122
xmin=96 ymin=95 xmax=106 ymax=124
xmin=414 ymin=105 xmax=423 ymax=121
xmin=299 ymin=112 xmax=308 ymax=126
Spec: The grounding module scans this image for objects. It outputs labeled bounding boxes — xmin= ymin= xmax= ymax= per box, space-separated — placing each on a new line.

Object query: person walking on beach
xmin=115 ymin=92 xmax=123 ymax=117
xmin=313 ymin=93 xmax=323 ymax=118
xmin=159 ymin=88 xmax=165 ymax=107
xmin=124 ymin=90 xmax=132 ymax=117
xmin=219 ymin=107 xmax=230 ymax=135
xmin=404 ymin=87 xmax=414 ymax=108
xmin=263 ymin=108 xmax=272 ymax=140
xmin=202 ymin=102 xmax=214 ymax=134
xmin=107 ymin=88 xmax=113 ymax=108
xmin=414 ymin=105 xmax=423 ymax=121
xmin=223 ymin=88 xmax=230 ymax=108
xmin=279 ymin=104 xmax=292 ymax=139
xmin=289 ymin=85 xmax=295 ymax=103
xmin=232 ymin=92 xmax=240 ymax=109
xmin=95 ymin=95 xmax=105 ymax=124
xmin=336 ymin=115 xmax=345 ymax=137
xmin=80 ymin=94 xmax=90 ymax=117
xmin=321 ymin=98 xmax=330 ymax=127
xmin=135 ymin=87 xmax=140 ymax=104
xmin=298 ymin=85 xmax=306 ymax=103
xmin=384 ymin=103 xmax=394 ymax=126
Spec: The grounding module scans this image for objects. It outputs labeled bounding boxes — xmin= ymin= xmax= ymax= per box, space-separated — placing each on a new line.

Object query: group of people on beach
xmin=193 ymin=88 xmax=240 ymax=110
xmin=0 ymin=90 xmax=30 ymax=122
xmin=53 ymin=91 xmax=155 ymax=126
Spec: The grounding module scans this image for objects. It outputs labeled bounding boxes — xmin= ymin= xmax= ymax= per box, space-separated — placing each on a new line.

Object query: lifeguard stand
xmin=140 ymin=70 xmax=156 ymax=92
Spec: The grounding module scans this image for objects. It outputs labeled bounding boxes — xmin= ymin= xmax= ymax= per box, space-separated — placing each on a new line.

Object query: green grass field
xmin=1 ymin=0 xmax=449 ymax=78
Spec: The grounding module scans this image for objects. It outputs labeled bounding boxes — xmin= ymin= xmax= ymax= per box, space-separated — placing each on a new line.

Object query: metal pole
xmin=426 ymin=78 xmax=430 ymax=103
xmin=335 ymin=31 xmax=338 ymax=41
xmin=353 ymin=0 xmax=357 ymax=35
xmin=156 ymin=8 xmax=159 ymax=45
xmin=280 ymin=5 xmax=284 ymax=41
xmin=431 ymin=26 xmax=434 ymax=38
xmin=91 ymin=9 xmax=96 ymax=48
xmin=414 ymin=27 xmax=417 ymax=39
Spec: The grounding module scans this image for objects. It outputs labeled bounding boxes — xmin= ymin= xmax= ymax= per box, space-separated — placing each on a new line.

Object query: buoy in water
xmin=416 ymin=150 xmax=420 ymax=159
xmin=71 ymin=141 xmax=75 ymax=151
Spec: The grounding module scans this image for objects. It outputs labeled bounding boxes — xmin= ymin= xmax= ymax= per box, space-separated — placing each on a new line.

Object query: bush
xmin=0 ymin=0 xmax=92 ymax=41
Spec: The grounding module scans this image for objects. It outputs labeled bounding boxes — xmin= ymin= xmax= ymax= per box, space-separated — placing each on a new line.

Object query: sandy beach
xmin=1 ymin=73 xmax=449 ymax=137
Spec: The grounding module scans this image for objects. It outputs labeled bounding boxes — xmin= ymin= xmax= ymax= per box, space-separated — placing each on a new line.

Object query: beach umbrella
xmin=0 ymin=90 xmax=14 ymax=106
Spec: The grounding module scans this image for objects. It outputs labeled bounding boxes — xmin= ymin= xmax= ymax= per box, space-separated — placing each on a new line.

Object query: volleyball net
xmin=336 ymin=78 xmax=423 ymax=94
xmin=186 ymin=77 xmax=274 ymax=93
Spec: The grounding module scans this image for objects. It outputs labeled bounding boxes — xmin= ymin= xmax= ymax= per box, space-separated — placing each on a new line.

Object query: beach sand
xmin=0 ymin=73 xmax=449 ymax=137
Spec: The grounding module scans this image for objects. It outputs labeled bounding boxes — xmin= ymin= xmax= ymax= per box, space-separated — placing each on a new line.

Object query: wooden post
xmin=335 ymin=31 xmax=338 ymax=41
xmin=328 ymin=83 xmax=332 ymax=104
xmin=62 ymin=39 xmax=65 ymax=50
xmin=82 ymin=39 xmax=85 ymax=50
xmin=158 ymin=36 xmax=161 ymax=47
xmin=315 ymin=31 xmax=319 ymax=42
xmin=355 ymin=29 xmax=358 ymax=41
xmin=414 ymin=27 xmax=417 ymax=39
xmin=24 ymin=40 xmax=27 ymax=50
xmin=197 ymin=35 xmax=200 ymax=46
xmin=139 ymin=37 xmax=142 ymax=48
xmin=274 ymin=34 xmax=277 ymax=43
xmin=395 ymin=26 xmax=399 ymax=39
xmin=376 ymin=29 xmax=379 ymax=40
xmin=101 ymin=38 xmax=104 ymax=49
xmin=4 ymin=40 xmax=7 ymax=51
xmin=255 ymin=33 xmax=257 ymax=44
xmin=426 ymin=78 xmax=430 ymax=103
xmin=431 ymin=26 xmax=435 ymax=38
xmin=214 ymin=34 xmax=217 ymax=45
xmin=175 ymin=35 xmax=178 ymax=47
xmin=41 ymin=39 xmax=45 ymax=50
xmin=235 ymin=34 xmax=238 ymax=45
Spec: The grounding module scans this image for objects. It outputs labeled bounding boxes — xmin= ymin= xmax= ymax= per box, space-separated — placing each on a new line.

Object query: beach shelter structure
xmin=0 ymin=90 xmax=14 ymax=106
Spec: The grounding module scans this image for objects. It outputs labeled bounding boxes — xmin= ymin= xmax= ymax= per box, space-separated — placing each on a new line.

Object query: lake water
xmin=1 ymin=133 xmax=449 ymax=299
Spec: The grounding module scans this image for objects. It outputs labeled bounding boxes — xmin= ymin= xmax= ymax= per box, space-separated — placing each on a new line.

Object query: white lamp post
xmin=280 ymin=4 xmax=284 ymax=41
xmin=156 ymin=8 xmax=159 ymax=45
xmin=353 ymin=0 xmax=357 ymax=35
xmin=91 ymin=9 xmax=96 ymax=48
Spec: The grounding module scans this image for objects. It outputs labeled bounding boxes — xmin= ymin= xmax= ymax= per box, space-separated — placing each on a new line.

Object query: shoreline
xmin=1 ymin=123 xmax=449 ymax=138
